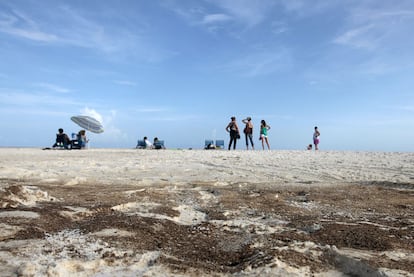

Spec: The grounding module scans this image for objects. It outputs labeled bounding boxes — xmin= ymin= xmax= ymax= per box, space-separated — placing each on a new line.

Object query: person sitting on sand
xmin=144 ymin=136 xmax=152 ymax=149
xmin=307 ymin=144 xmax=313 ymax=150
xmin=52 ymin=128 xmax=71 ymax=149
xmin=205 ymin=143 xmax=216 ymax=150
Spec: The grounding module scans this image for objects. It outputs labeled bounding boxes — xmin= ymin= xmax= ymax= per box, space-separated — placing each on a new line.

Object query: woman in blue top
xmin=260 ymin=120 xmax=271 ymax=150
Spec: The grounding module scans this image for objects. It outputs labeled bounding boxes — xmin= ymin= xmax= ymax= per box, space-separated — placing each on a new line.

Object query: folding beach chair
xmin=69 ymin=133 xmax=81 ymax=149
xmin=215 ymin=140 xmax=225 ymax=149
xmin=136 ymin=140 xmax=146 ymax=149
xmin=154 ymin=140 xmax=165 ymax=149
xmin=204 ymin=139 xmax=215 ymax=149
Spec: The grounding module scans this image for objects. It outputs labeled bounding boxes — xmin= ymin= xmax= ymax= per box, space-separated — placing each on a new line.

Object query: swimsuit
xmin=313 ymin=133 xmax=319 ymax=144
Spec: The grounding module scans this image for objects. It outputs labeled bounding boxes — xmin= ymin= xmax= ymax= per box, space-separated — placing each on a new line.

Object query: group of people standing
xmin=226 ymin=116 xmax=321 ymax=151
xmin=226 ymin=116 xmax=271 ymax=150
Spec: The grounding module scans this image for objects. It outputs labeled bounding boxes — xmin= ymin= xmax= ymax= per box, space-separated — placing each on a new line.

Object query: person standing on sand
xmin=313 ymin=126 xmax=320 ymax=150
xmin=260 ymin=120 xmax=271 ymax=150
xmin=242 ymin=117 xmax=254 ymax=150
xmin=226 ymin=116 xmax=240 ymax=150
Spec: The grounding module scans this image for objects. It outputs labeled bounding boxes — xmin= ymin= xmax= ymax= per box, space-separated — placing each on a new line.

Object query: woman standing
xmin=242 ymin=117 xmax=254 ymax=150
xmin=260 ymin=120 xmax=271 ymax=150
xmin=226 ymin=116 xmax=239 ymax=150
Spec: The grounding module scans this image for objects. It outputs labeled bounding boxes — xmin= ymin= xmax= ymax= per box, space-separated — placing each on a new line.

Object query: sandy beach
xmin=0 ymin=148 xmax=413 ymax=276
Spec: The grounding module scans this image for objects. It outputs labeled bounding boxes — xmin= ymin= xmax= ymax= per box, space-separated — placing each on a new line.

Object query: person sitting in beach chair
xmin=78 ymin=130 xmax=89 ymax=148
xmin=153 ymin=137 xmax=165 ymax=149
xmin=136 ymin=137 xmax=153 ymax=149
xmin=204 ymin=140 xmax=215 ymax=149
xmin=140 ymin=136 xmax=152 ymax=149
xmin=52 ymin=128 xmax=71 ymax=149
xmin=71 ymin=130 xmax=88 ymax=149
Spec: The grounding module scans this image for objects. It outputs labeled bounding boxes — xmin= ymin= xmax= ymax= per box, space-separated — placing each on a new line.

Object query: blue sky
xmin=0 ymin=0 xmax=413 ymax=151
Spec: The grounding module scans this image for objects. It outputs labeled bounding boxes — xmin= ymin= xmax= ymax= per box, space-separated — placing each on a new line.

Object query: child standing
xmin=313 ymin=126 xmax=320 ymax=150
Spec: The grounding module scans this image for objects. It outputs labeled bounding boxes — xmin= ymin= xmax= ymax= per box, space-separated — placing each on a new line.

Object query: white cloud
xmin=34 ymin=83 xmax=71 ymax=93
xmin=0 ymin=4 xmax=173 ymax=63
xmin=334 ymin=3 xmax=414 ymax=50
xmin=333 ymin=24 xmax=378 ymax=49
xmin=208 ymin=0 xmax=274 ymax=27
xmin=202 ymin=13 xmax=232 ymax=24
xmin=78 ymin=107 xmax=130 ymax=145
xmin=278 ymin=0 xmax=345 ymax=18
xmin=0 ymin=89 xmax=78 ymax=107
xmin=135 ymin=107 xmax=168 ymax=113
xmin=80 ymin=107 xmax=103 ymax=125
xmin=0 ymin=26 xmax=57 ymax=42
xmin=0 ymin=10 xmax=58 ymax=42
xmin=164 ymin=0 xmax=274 ymax=29
xmin=113 ymin=80 xmax=137 ymax=86
xmin=220 ymin=48 xmax=293 ymax=77
xmin=318 ymin=2 xmax=414 ymax=78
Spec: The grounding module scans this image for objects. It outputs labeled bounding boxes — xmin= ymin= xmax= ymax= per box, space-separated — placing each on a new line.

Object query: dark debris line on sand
xmin=0 ymin=179 xmax=413 ymax=275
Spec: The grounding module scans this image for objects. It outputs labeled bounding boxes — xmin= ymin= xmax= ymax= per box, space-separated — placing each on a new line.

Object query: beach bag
xmin=244 ymin=126 xmax=252 ymax=134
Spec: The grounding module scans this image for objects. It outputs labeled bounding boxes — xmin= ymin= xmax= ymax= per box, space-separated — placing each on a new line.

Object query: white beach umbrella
xmin=71 ymin=115 xmax=104 ymax=134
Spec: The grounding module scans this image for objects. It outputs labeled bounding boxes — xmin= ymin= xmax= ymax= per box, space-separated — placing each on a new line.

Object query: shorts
xmin=313 ymin=138 xmax=319 ymax=145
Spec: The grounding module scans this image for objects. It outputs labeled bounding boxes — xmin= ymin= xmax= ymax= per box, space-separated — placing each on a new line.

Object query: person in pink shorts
xmin=313 ymin=126 xmax=320 ymax=150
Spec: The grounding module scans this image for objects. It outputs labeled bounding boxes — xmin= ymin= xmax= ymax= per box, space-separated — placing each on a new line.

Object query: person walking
xmin=226 ymin=116 xmax=240 ymax=150
xmin=260 ymin=120 xmax=271 ymax=150
xmin=242 ymin=117 xmax=254 ymax=150
xmin=313 ymin=126 xmax=320 ymax=150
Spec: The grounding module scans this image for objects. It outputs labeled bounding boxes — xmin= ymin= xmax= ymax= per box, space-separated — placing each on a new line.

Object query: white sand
xmin=1 ymin=148 xmax=413 ymax=186
xmin=0 ymin=148 xmax=413 ymax=277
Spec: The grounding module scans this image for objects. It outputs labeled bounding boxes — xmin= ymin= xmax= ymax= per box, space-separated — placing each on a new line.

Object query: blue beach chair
xmin=136 ymin=140 xmax=146 ymax=149
xmin=154 ymin=140 xmax=165 ymax=149
xmin=215 ymin=140 xmax=225 ymax=149
xmin=204 ymin=140 xmax=214 ymax=149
